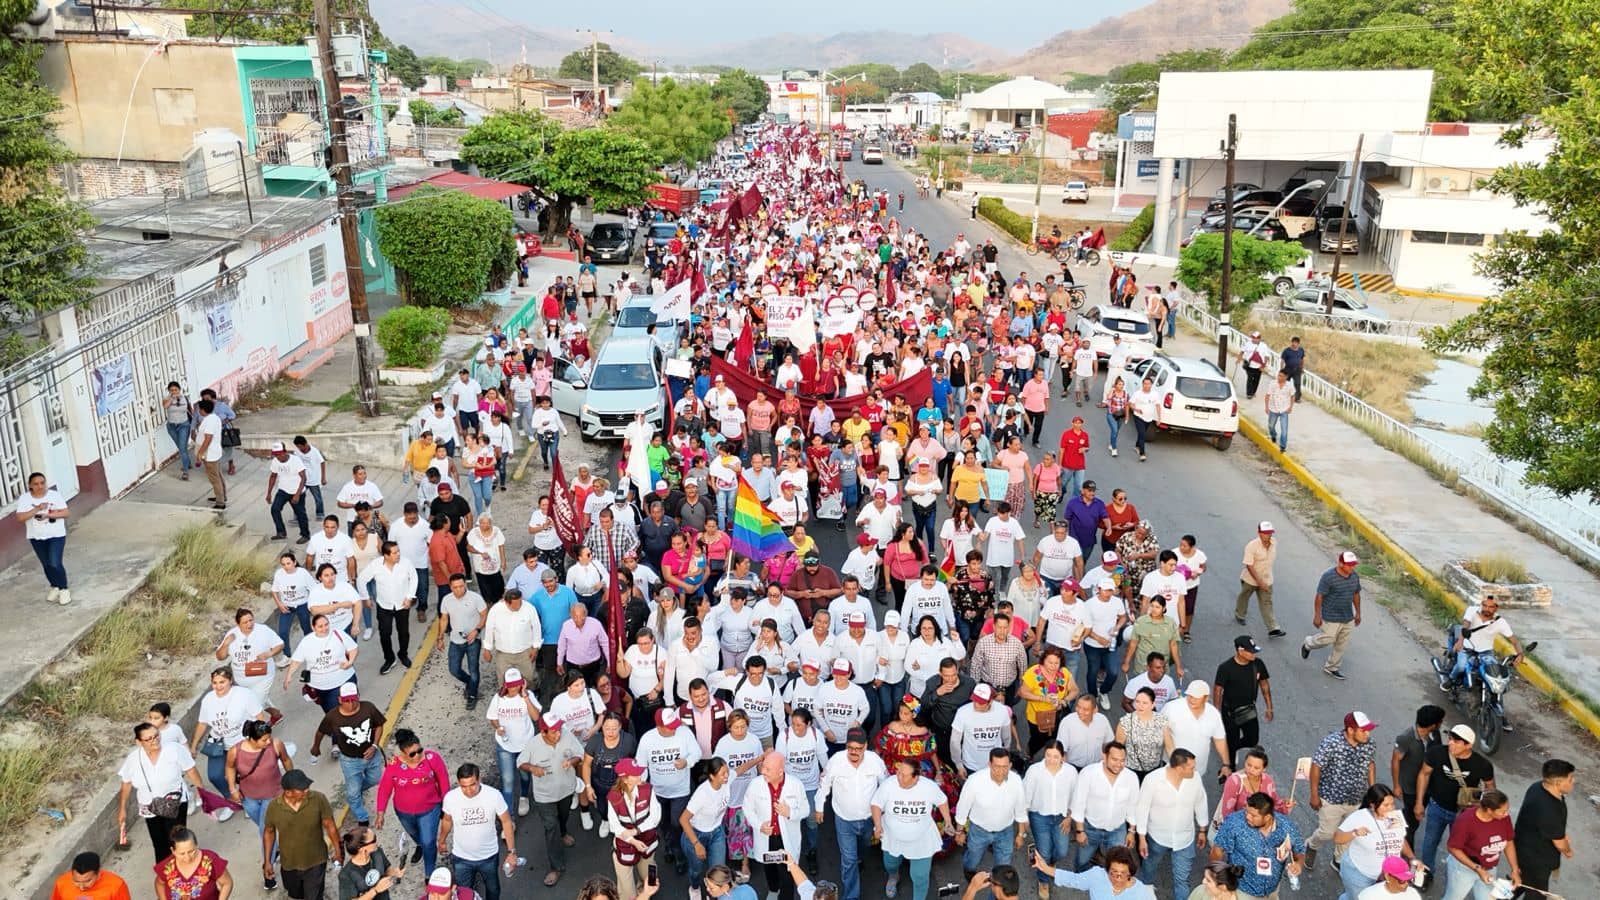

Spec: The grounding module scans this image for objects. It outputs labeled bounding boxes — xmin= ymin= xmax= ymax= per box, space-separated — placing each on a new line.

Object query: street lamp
xmin=1245 ymin=179 xmax=1326 ymax=236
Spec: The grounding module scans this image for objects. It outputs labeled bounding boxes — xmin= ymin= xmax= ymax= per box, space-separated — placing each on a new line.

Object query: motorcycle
xmin=1429 ymin=628 xmax=1536 ymax=755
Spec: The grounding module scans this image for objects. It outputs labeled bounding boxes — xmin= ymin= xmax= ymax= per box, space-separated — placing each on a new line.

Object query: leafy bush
xmin=1108 ymin=203 xmax=1154 ymax=252
xmin=977 ymin=196 xmax=1034 ymax=244
xmin=375 ymin=186 xmax=516 ymax=308
xmin=376 ymin=306 xmax=451 ymax=368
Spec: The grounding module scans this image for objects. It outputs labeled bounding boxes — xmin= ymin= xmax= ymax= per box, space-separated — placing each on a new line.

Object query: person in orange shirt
xmin=50 ymin=852 xmax=131 ymax=900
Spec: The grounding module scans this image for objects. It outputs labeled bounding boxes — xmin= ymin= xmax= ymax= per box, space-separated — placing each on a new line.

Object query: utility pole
xmin=1030 ymin=139 xmax=1044 ymax=242
xmin=314 ymin=0 xmax=380 ymax=415
xmin=1326 ymin=134 xmax=1363 ymax=314
xmin=1216 ymin=113 xmax=1237 ymax=370
xmin=574 ymin=29 xmax=611 ymax=113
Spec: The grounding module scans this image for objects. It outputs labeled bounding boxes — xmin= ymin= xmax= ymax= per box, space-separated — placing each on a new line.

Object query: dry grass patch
xmin=1249 ymin=319 xmax=1436 ymax=423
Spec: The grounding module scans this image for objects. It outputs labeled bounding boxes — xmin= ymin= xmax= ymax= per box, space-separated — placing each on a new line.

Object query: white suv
xmin=1128 ymin=355 xmax=1239 ymax=450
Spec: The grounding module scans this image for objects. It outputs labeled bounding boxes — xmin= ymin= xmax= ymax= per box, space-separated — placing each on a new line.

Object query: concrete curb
xmin=1234 ymin=415 xmax=1600 ymax=742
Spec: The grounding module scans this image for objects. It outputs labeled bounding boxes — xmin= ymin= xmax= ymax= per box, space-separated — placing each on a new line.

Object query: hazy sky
xmin=469 ymin=0 xmax=1152 ymax=52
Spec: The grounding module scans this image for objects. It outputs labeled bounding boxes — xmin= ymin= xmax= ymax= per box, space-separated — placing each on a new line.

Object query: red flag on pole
xmin=549 ymin=458 xmax=581 ymax=549
xmin=690 ymin=264 xmax=708 ymax=302
xmin=883 ymin=264 xmax=897 ymax=307
xmin=605 ymin=534 xmax=621 ymax=681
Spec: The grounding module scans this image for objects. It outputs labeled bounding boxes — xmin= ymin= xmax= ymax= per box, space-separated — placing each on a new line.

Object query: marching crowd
xmin=34 ymin=125 xmax=1574 ymax=900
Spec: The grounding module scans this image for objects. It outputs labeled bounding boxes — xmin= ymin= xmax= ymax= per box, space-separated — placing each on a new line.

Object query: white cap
xmin=1258 ymin=520 xmax=1275 ymax=533
xmin=1184 ymin=680 xmax=1209 ymax=697
xmin=428 ymin=867 xmax=453 ymax=889
xmin=270 ymin=440 xmax=287 ymax=452
xmin=1450 ymin=724 xmax=1477 ymax=745
xmin=883 ymin=610 xmax=901 ymax=627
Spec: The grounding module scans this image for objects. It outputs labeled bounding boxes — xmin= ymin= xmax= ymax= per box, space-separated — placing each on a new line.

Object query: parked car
xmin=613 ymin=292 xmax=681 ymax=356
xmin=862 ymin=145 xmax=884 ymax=164
xmin=1276 ymin=283 xmax=1390 ymax=331
xmin=834 ymin=141 xmax=853 ymax=161
xmin=586 ymin=223 xmax=633 ymax=263
xmin=579 ymin=337 xmax=665 ymax=441
xmin=1267 ymin=254 xmax=1319 ymax=297
xmin=1204 ymin=190 xmax=1283 ymax=217
xmin=994 ymin=141 xmax=1018 ymax=155
xmin=1128 ymin=354 xmax=1239 ymax=450
xmin=1074 ymin=305 xmax=1156 ymax=362
xmin=1061 ymin=180 xmax=1089 ymax=203
xmin=1209 ymin=182 xmax=1262 ymax=201
xmin=1185 ymin=210 xmax=1292 ymax=245
xmin=1319 ymin=223 xmax=1361 ymax=254
xmin=971 ymin=139 xmax=992 ymax=153
xmin=645 ymin=221 xmax=679 ymax=251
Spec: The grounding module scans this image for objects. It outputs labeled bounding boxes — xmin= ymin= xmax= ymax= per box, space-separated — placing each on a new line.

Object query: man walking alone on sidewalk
xmin=1301 ymin=551 xmax=1362 ymax=680
xmin=1263 ymin=371 xmax=1295 ymax=452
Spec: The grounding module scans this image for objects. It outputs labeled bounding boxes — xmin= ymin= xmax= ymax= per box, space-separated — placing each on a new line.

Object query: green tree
xmin=375 ymin=187 xmax=516 ymax=308
xmin=1064 ymin=72 xmax=1108 ymax=91
xmin=606 ymin=78 xmax=731 ymax=166
xmin=0 ymin=1 xmax=94 ymax=323
xmin=387 ymin=44 xmax=425 ymax=89
xmin=459 ymin=109 xmax=562 ymax=182
xmin=538 ymin=129 xmax=658 ymax=235
xmin=409 ymin=99 xmax=463 ymax=127
xmin=897 ymin=63 xmax=943 ymax=94
xmin=710 ymin=68 xmax=769 ymax=124
xmin=1227 ymin=0 xmax=1472 ymax=120
xmin=1176 ymin=233 xmax=1309 ymax=310
xmin=557 ymin=42 xmax=641 ymax=85
xmin=182 ymin=0 xmax=385 ymax=46
xmin=1423 ymin=0 xmax=1600 ymax=497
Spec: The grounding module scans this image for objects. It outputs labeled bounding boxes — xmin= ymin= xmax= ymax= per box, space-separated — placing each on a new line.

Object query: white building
xmin=766 ymin=72 xmax=829 ymax=126
xmin=844 ymin=92 xmax=949 ymax=129
xmin=1128 ymin=69 xmax=1552 ymax=297
xmin=961 ymin=76 xmax=1092 ymax=131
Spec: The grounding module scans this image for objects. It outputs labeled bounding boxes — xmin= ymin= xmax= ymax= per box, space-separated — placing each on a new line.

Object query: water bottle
xmin=503 ymin=855 xmax=526 ymax=878
xmin=1287 ymin=871 xmax=1301 ymax=892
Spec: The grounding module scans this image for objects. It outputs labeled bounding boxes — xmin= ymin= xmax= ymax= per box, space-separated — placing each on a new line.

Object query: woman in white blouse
xmin=871 ymin=758 xmax=955 ymax=900
xmin=903 ymin=614 xmax=967 ymax=696
xmin=117 ymin=721 xmax=206 ymax=862
xmin=873 ymin=611 xmax=911 ymax=729
xmin=1023 ymin=740 xmax=1078 ymax=891
xmin=678 ymin=757 xmax=732 ymax=888
xmin=566 ymin=545 xmax=609 ymax=617
xmin=1333 ymin=784 xmax=1418 ymax=900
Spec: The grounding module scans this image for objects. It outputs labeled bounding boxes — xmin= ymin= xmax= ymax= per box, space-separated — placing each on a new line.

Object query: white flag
xmin=789 ymin=296 xmax=817 ymax=355
xmin=651 ymin=279 xmax=691 ymax=321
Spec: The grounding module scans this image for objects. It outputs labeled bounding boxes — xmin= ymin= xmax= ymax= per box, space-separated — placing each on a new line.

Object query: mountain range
xmin=1004 ymin=0 xmax=1293 ymax=76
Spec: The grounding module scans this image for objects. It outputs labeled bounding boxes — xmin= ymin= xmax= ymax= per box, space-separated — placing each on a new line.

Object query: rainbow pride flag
xmin=730 ymin=475 xmax=791 ymax=562
xmin=937 ymin=543 xmax=958 ymax=582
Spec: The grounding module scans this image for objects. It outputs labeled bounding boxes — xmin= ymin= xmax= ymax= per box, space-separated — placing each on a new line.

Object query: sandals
xmin=544 ymin=871 xmax=563 ymax=887
xmin=1182 ymin=632 xmax=1193 ymax=643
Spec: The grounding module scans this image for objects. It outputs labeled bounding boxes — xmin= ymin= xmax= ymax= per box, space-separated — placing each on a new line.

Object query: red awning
xmin=388 ymin=170 xmax=529 ymax=202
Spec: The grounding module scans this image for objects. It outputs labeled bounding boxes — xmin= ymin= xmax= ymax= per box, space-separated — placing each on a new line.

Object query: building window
xmin=308 ymin=245 xmax=326 ymax=285
xmin=1446 ymin=232 xmax=1485 ymax=246
xmin=1411 ymin=230 xmax=1484 ymax=246
xmin=1411 ymin=230 xmax=1447 ymax=244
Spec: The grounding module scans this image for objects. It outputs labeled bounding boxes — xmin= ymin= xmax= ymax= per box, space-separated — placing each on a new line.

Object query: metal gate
xmin=0 ymin=347 xmax=75 ymax=508
xmin=77 ymin=276 xmax=189 ymax=495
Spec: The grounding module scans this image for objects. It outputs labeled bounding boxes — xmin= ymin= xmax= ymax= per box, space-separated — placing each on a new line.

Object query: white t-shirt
xmin=1130 ymin=389 xmax=1159 ymax=422
xmin=1081 ymin=597 xmax=1127 ymax=649
xmin=871 ymin=776 xmax=947 ymax=858
xmin=306 ymin=532 xmax=355 ymax=579
xmin=307 ymin=581 xmax=361 ymax=633
xmin=1139 ymin=570 xmax=1186 ymax=608
xmin=775 ymin=726 xmax=828 ymax=790
xmin=198 ymin=413 xmax=224 ymax=462
xmin=487 ymin=691 xmax=542 ymax=754
xmin=221 ymin=626 xmax=281 ymax=684
xmin=901 ymin=582 xmax=953 ymax=632
xmin=197 ymin=687 xmax=263 ymax=748
xmin=272 ymin=567 xmax=316 ymax=609
xmin=389 ymin=519 xmax=431 ymax=569
xmin=16 ymin=490 xmax=68 ymax=540
xmin=291 ymin=629 xmax=358 ymax=690
xmin=269 ymin=454 xmax=307 ymax=492
xmin=1035 ymin=534 xmax=1082 ymax=580
xmin=733 ymin=676 xmax=784 ymax=740
xmin=337 ymin=480 xmax=384 ymax=523
xmin=635 ymin=727 xmax=701 ymax=798
xmin=1038 ymin=596 xmax=1089 ymax=651
xmin=528 ymin=509 xmax=563 ymax=551
xmin=813 ymin=681 xmax=871 ymax=741
xmin=442 ymin=787 xmax=509 ymax=861
xmin=622 ymin=645 xmax=665 ymax=698
xmin=985 ymin=516 xmax=1027 ymax=568
xmin=940 ymin=519 xmax=982 ymax=562
xmin=1462 ymin=607 xmax=1514 ymax=653
xmin=1122 ymin=672 xmax=1179 ymax=708
xmin=1339 ymin=807 xmax=1410 ymax=880
xmin=1359 ymin=884 xmax=1421 ymax=900
xmin=686 ymin=780 xmax=732 ymax=832
xmin=294 ymin=446 xmax=326 ymax=487
xmin=1175 ymin=546 xmax=1208 ymax=590
xmin=1161 ymin=699 xmax=1227 ymax=773
xmin=1073 ymin=347 xmax=1098 ymax=377
xmin=119 ymin=744 xmax=198 ymax=814
xmin=547 ymin=688 xmax=606 ymax=739
xmin=951 ymin=703 xmax=1013 ymax=772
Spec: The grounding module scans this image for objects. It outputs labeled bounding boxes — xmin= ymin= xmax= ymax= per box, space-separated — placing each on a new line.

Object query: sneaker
xmin=56 ymin=589 xmax=71 ymax=606
xmin=270 ymin=533 xmax=288 ymax=540
xmin=264 ymin=877 xmax=278 ymax=891
xmin=598 ymin=820 xmax=610 ymax=838
xmin=380 ymin=660 xmax=396 ymax=676
xmin=400 ymin=657 xmax=414 ymax=669
xmin=46 ymin=587 xmax=59 ymax=604
xmin=1098 ymin=693 xmax=1110 ymax=711
xmin=1503 ymin=720 xmax=1514 ymax=732
xmin=690 ymin=889 xmax=702 ymax=900
xmin=295 ymin=534 xmax=310 ymax=544
xmin=582 ymin=810 xmax=594 ymax=830
xmin=1110 ymin=448 xmax=1118 ymax=457
xmin=362 ymin=628 xmax=374 ymax=641
xmin=885 ymin=879 xmax=899 ymax=899
xmin=1325 ymin=668 xmax=1347 ymax=681
xmin=1234 ymin=615 xmax=1247 ymax=625
xmin=1268 ymin=628 xmax=1287 ymax=637
xmin=518 ymin=797 xmax=530 ymax=816
xmin=1300 ymin=640 xmax=1311 ymax=660
xmin=1138 ymin=454 xmax=1147 ymax=462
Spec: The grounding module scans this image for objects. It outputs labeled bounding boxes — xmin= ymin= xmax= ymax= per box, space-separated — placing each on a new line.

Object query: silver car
xmin=579 ymin=337 xmax=666 ymax=441
xmin=1277 ymin=284 xmax=1391 ymax=332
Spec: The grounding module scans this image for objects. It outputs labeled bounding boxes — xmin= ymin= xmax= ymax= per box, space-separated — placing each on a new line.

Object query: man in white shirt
xmin=482 ymin=588 xmax=542 ymax=688
xmin=335 ymin=465 xmax=384 ymax=526
xmin=752 ymin=585 xmax=807 ymax=645
xmin=194 ymin=397 xmax=227 ymax=508
xmin=814 ymin=728 xmax=887 ymax=900
xmin=305 ymin=515 xmax=357 ymax=584
xmin=901 ymin=567 xmax=957 ymax=641
xmin=438 ymin=764 xmax=517 ymax=894
xmin=984 ymin=508 xmax=1028 ymax=591
xmin=954 ymin=749 xmax=1029 ymax=878
xmin=291 ymin=436 xmax=327 ymax=519
xmin=265 ymin=441 xmax=311 ymax=543
xmin=1060 ymin=694 xmax=1115 ymax=770
xmin=828 ymin=579 xmax=878 ymax=636
xmin=703 ymin=376 xmax=736 ymax=427
xmin=359 ymin=540 xmax=418 ymax=672
xmin=1081 ymin=582 xmax=1128 ymax=710
xmin=783 ymin=660 xmax=825 ymax=716
xmin=731 ymin=657 xmax=785 ymax=748
xmin=663 ymin=617 xmax=720 ymax=706
xmin=1134 ymin=749 xmax=1209 ymax=897
xmin=813 ymin=660 xmax=871 ymax=751
xmin=1121 ymin=652 xmax=1179 ymax=714
xmin=389 ymin=502 xmax=432 ymax=612
xmin=449 ymin=368 xmax=483 ymax=435
xmin=950 ymin=684 xmax=1019 ymax=775
xmin=1078 ymin=550 xmax=1120 ymax=597
xmin=1069 ymin=740 xmax=1139 ymax=871
xmin=1032 ymin=521 xmax=1084 ymax=595
xmin=633 ymin=708 xmax=703 ymax=866
xmin=1448 ymin=597 xmax=1521 ymax=686
xmin=1139 ymin=550 xmax=1189 ymax=632
xmin=792 ymin=610 xmax=836 ymax=673
xmin=1071 ymin=341 xmax=1098 ymax=405
xmin=1162 ymin=680 xmax=1232 ymax=784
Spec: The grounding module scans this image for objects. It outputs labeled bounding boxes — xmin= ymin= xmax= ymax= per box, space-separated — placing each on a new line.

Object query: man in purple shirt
xmin=556 ymin=601 xmax=611 ymax=688
xmin=1061 ymin=480 xmax=1109 ymax=561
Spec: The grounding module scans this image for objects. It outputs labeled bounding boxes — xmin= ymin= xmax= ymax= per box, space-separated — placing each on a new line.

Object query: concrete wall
xmin=42 ymin=39 xmax=246 ymax=163
xmin=1387 ymin=230 xmax=1498 ymax=296
xmin=58 ymin=157 xmax=184 ymax=201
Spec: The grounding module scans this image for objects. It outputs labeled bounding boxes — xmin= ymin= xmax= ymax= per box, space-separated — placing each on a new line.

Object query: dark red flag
xmin=549 ymin=458 xmax=580 ymax=549
xmin=732 ymin=319 xmax=754 ymax=369
xmin=690 ymin=264 xmax=708 ymax=302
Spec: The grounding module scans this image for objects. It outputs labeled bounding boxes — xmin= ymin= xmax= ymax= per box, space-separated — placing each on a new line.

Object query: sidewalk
xmin=1161 ymin=325 xmax=1600 ymax=710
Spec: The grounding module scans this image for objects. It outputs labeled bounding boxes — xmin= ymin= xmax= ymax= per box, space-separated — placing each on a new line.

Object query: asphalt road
xmin=369 ymin=155 xmax=1594 ymax=900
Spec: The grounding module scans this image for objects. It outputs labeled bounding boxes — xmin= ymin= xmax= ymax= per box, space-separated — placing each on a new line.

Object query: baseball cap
xmin=1234 ymin=635 xmax=1262 ymax=653
xmin=1339 ymin=551 xmax=1360 ymax=565
xmin=656 ymin=708 xmax=681 ymax=729
xmin=654 ymin=479 xmax=668 ymax=490
xmin=1344 ymin=711 xmax=1378 ymax=732
xmin=873 ymin=488 xmax=887 ymax=498
xmin=270 ymin=440 xmax=286 ymax=452
xmin=972 ymin=683 xmax=995 ymax=703
xmin=801 ymin=658 xmax=821 ymax=673
xmin=848 ymin=611 xmax=867 ymax=627
xmin=803 ymin=552 xmax=821 ymax=565
xmin=916 ymin=458 xmax=931 ymax=468
xmin=1381 ymin=857 xmax=1413 ymax=880
xmin=281 ymin=769 xmax=313 ymax=790
xmin=684 ymin=477 xmax=699 ymax=487
xmin=338 ymin=682 xmax=359 ymax=701
xmin=1184 ymin=680 xmax=1210 ymax=697
xmin=846 ymin=727 xmax=868 ymax=745
xmin=831 ymin=659 xmax=852 ymax=676
xmin=1071 ymin=415 xmax=1084 ymax=424
xmin=1258 ymin=520 xmax=1275 ymax=533
xmin=884 ymin=610 xmax=902 ymax=627
xmin=1102 ymin=551 xmax=1119 ymax=565
xmin=622 ymin=549 xmax=638 ymax=560
xmin=1251 ymin=330 xmax=1262 ymax=338
xmin=614 ymin=757 xmax=646 ymax=777
xmin=427 ymin=867 xmax=454 ymax=893
xmin=1059 ymin=578 xmax=1080 ymax=595
xmin=541 ymin=711 xmax=564 ymax=732
xmin=1450 ymin=724 xmax=1476 ymax=745
xmin=503 ymin=667 xmax=525 ymax=687
xmin=856 ymin=534 xmax=877 ymax=547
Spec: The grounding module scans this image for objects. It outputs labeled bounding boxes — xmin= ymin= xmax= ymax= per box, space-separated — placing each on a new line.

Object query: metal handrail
xmin=1250 ymin=306 xmax=1438 ymax=343
xmin=1175 ymin=299 xmax=1600 ymax=566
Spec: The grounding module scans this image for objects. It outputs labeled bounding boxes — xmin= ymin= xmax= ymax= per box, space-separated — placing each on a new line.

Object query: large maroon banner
xmin=709 ymin=356 xmax=932 ymax=419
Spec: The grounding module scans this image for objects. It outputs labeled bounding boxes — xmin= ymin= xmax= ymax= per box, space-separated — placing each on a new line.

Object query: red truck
xmin=647 ymin=183 xmax=697 ymax=214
